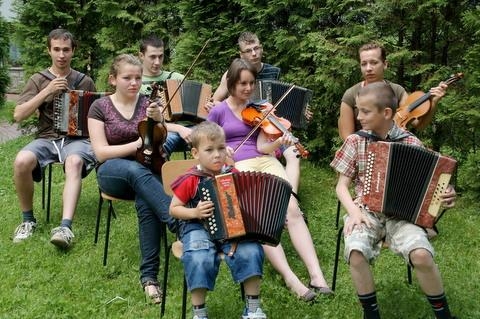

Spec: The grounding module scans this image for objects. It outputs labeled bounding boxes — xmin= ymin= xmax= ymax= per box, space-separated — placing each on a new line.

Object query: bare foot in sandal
xmin=142 ymin=280 xmax=162 ymax=304
xmin=285 ymin=277 xmax=317 ymax=302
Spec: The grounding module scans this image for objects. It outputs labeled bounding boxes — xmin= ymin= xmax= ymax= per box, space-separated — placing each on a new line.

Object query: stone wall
xmin=7 ymin=66 xmax=25 ymax=94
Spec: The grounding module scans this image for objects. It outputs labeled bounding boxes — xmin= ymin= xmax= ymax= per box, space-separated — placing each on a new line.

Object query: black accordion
xmin=251 ymin=79 xmax=312 ymax=129
xmin=53 ymin=90 xmax=110 ymax=137
xmin=198 ymin=171 xmax=292 ymax=246
xmin=160 ymin=79 xmax=212 ymax=123
xmin=362 ymin=142 xmax=457 ymax=228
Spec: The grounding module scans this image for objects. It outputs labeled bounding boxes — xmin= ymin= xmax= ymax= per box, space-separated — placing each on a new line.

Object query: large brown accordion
xmin=251 ymin=79 xmax=312 ymax=129
xmin=198 ymin=171 xmax=292 ymax=246
xmin=159 ymin=79 xmax=212 ymax=123
xmin=362 ymin=142 xmax=457 ymax=228
xmin=53 ymin=90 xmax=110 ymax=137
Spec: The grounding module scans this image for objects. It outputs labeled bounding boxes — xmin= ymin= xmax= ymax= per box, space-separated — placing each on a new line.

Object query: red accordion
xmin=198 ymin=171 xmax=292 ymax=246
xmin=362 ymin=142 xmax=457 ymax=228
xmin=53 ymin=90 xmax=110 ymax=137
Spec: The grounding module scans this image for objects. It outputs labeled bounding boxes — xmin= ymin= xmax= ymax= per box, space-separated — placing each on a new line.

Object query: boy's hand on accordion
xmin=195 ymin=200 xmax=214 ymax=219
xmin=46 ymin=78 xmax=69 ymax=96
xmin=440 ymin=185 xmax=456 ymax=208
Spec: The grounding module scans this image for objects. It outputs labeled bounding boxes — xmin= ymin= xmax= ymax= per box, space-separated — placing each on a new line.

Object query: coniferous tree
xmin=0 ymin=13 xmax=10 ymax=108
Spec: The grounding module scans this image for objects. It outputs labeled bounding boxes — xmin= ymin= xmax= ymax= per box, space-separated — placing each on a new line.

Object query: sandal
xmin=308 ymin=283 xmax=334 ymax=296
xmin=142 ymin=280 xmax=162 ymax=304
xmin=300 ymin=289 xmax=317 ymax=302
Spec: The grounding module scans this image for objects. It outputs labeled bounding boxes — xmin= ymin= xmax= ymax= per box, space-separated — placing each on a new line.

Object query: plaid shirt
xmin=330 ymin=125 xmax=422 ymax=202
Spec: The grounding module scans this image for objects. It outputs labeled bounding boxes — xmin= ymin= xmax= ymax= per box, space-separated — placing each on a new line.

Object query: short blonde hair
xmin=190 ymin=121 xmax=226 ymax=149
xmin=357 ymin=82 xmax=398 ymax=112
xmin=238 ymin=31 xmax=259 ymax=47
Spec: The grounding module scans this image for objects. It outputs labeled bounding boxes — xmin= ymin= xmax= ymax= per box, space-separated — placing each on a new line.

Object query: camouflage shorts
xmin=343 ymin=208 xmax=434 ymax=264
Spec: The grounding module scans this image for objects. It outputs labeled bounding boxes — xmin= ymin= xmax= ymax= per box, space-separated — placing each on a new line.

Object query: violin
xmin=394 ymin=73 xmax=464 ymax=130
xmin=136 ymin=82 xmax=168 ymax=174
xmin=241 ymin=103 xmax=309 ymax=159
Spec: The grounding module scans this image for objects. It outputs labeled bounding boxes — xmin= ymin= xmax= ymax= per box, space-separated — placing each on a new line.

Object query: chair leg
xmin=240 ymin=282 xmax=245 ymax=301
xmin=46 ymin=163 xmax=53 ymax=222
xmin=181 ymin=275 xmax=188 ymax=319
xmin=42 ymin=168 xmax=46 ymax=210
xmin=160 ymin=241 xmax=171 ymax=317
xmin=103 ymin=200 xmax=113 ymax=266
xmin=159 ymin=223 xmax=168 ymax=317
xmin=407 ymin=264 xmax=413 ymax=285
xmin=332 ymin=226 xmax=344 ymax=291
xmin=335 ymin=200 xmax=341 ymax=229
xmin=94 ymin=191 xmax=104 ymax=244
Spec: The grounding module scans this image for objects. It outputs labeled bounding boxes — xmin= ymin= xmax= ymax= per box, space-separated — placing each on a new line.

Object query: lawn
xmin=0 ymin=133 xmax=478 ymax=319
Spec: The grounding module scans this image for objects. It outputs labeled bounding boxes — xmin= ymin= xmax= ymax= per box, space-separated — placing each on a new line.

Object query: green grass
xmin=0 ymin=101 xmax=15 ymax=121
xmin=0 ymin=135 xmax=478 ymax=318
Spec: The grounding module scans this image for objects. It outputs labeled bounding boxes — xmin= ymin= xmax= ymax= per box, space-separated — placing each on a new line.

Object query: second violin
xmin=394 ymin=73 xmax=463 ymax=130
xmin=241 ymin=103 xmax=309 ymax=159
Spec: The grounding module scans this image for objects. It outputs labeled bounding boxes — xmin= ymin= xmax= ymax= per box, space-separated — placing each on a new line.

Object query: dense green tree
xmin=12 ymin=0 xmax=103 ymax=80
xmin=11 ymin=0 xmax=480 ymax=175
xmin=0 ymin=11 xmax=10 ymax=108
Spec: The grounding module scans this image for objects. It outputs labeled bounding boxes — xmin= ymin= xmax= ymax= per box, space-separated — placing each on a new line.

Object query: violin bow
xmin=160 ymin=38 xmax=211 ymax=117
xmin=233 ymin=84 xmax=296 ymax=154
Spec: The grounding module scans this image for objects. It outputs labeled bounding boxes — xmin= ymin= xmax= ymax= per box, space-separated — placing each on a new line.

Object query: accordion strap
xmin=227 ymin=241 xmax=239 ymax=257
xmin=355 ymin=130 xmax=412 ymax=142
xmin=38 ymin=70 xmax=86 ymax=90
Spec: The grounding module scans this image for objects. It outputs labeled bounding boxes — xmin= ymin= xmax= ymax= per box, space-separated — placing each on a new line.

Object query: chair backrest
xmin=161 ymin=159 xmax=198 ymax=196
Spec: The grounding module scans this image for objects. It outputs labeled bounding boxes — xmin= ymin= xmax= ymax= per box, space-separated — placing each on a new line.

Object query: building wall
xmin=1 ymin=0 xmax=15 ymax=21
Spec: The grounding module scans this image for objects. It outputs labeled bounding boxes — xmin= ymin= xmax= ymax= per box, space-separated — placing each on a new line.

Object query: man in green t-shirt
xmin=139 ymin=35 xmax=191 ymax=156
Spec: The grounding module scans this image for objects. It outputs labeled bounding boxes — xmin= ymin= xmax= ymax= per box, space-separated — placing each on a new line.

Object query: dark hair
xmin=357 ymin=82 xmax=398 ymax=112
xmin=47 ymin=29 xmax=76 ymax=50
xmin=190 ymin=121 xmax=225 ymax=149
xmin=139 ymin=35 xmax=164 ymax=53
xmin=358 ymin=42 xmax=386 ymax=62
xmin=226 ymin=58 xmax=257 ymax=95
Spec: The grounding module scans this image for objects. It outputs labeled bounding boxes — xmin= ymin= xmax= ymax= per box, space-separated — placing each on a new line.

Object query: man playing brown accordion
xmin=12 ymin=28 xmax=96 ymax=249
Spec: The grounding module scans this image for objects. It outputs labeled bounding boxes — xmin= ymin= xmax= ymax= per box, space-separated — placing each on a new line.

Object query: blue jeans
xmin=96 ymin=158 xmax=175 ymax=284
xmin=163 ymin=131 xmax=190 ymax=157
xmin=181 ymin=229 xmax=264 ymax=291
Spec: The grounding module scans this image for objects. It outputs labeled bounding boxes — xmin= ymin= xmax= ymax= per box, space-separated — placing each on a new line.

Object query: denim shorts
xmin=344 ymin=209 xmax=434 ymax=265
xmin=181 ymin=228 xmax=264 ymax=291
xmin=22 ymin=137 xmax=96 ymax=182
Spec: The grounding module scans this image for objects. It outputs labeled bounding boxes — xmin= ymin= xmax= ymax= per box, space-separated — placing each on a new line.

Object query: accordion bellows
xmin=53 ymin=90 xmax=110 ymax=137
xmin=199 ymin=171 xmax=292 ymax=246
xmin=362 ymin=142 xmax=457 ymax=228
xmin=251 ymin=79 xmax=312 ymax=130
xmin=161 ymin=79 xmax=212 ymax=123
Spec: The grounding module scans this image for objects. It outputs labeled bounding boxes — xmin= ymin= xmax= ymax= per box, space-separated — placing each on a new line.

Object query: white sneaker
xmin=13 ymin=221 xmax=37 ymax=243
xmin=50 ymin=226 xmax=75 ymax=249
xmin=242 ymin=307 xmax=267 ymax=319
